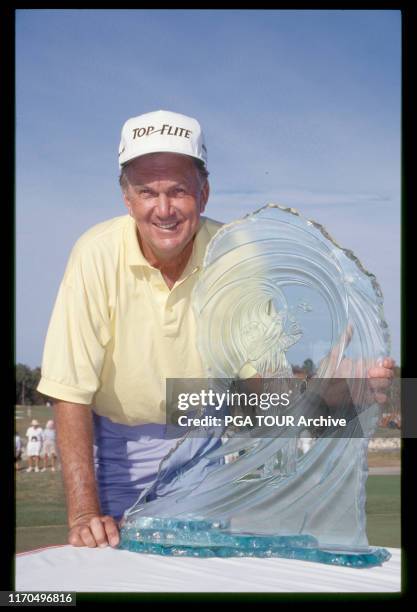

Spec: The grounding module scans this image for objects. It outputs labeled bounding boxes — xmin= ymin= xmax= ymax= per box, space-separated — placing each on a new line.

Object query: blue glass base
xmin=118 ymin=518 xmax=391 ymax=568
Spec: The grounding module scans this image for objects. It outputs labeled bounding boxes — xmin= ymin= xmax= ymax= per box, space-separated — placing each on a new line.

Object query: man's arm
xmin=53 ymin=401 xmax=120 ymax=548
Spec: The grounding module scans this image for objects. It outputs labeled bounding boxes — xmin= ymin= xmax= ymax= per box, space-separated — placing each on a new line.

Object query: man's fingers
xmin=68 ymin=529 xmax=85 ymax=547
xmin=378 ymin=357 xmax=396 ymax=369
xmin=367 ymin=358 xmax=395 ymax=404
xmin=102 ymin=516 xmax=120 ymax=547
xmin=79 ymin=524 xmax=99 ymax=548
xmin=89 ymin=516 xmax=110 ymax=547
xmin=368 ymin=366 xmax=394 ymax=380
xmin=68 ymin=515 xmax=120 ymax=548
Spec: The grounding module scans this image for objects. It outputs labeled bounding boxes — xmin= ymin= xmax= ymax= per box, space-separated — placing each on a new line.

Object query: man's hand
xmin=367 ymin=357 xmax=396 ymax=405
xmin=53 ymin=401 xmax=120 ymax=550
xmin=318 ymin=325 xmax=396 ymax=407
xmin=68 ymin=514 xmax=120 ymax=548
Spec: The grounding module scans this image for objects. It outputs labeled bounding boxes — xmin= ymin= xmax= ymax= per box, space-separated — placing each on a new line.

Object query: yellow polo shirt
xmin=37 ymin=214 xmax=223 ymax=425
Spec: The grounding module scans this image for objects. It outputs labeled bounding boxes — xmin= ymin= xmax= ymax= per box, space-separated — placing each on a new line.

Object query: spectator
xmin=26 ymin=435 xmax=42 ymax=472
xmin=41 ymin=420 xmax=58 ymax=472
xmin=15 ymin=432 xmax=22 ymax=471
xmin=25 ymin=419 xmax=44 ymax=443
xmin=25 ymin=419 xmax=44 ymax=473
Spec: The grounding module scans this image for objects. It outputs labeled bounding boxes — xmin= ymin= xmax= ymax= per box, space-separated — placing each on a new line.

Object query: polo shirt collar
xmin=180 ymin=219 xmax=209 ymax=280
xmin=126 ymin=215 xmax=153 ymax=268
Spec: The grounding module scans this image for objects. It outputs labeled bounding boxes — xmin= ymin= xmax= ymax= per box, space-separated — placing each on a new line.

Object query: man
xmin=37 ymin=109 xmax=395 ymax=549
xmin=37 ymin=110 xmax=223 ymax=548
xmin=41 ymin=420 xmax=58 ymax=472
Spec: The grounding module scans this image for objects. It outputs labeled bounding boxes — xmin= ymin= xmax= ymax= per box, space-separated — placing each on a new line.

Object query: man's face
xmin=122 ymin=152 xmax=209 ymax=263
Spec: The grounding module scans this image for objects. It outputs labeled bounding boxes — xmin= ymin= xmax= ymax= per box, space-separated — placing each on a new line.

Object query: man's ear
xmin=122 ymin=188 xmax=132 ymax=213
xmin=200 ymin=180 xmax=210 ymax=213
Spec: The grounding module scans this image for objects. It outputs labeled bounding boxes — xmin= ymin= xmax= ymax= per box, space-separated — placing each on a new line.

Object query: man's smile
xmin=153 ymin=221 xmax=181 ymax=231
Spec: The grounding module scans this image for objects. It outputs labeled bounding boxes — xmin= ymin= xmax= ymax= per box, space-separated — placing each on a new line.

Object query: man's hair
xmin=118 ymin=157 xmax=209 ymax=191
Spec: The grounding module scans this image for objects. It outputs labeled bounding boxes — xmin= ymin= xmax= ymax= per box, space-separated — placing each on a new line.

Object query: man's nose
xmin=155 ymin=193 xmax=174 ymax=217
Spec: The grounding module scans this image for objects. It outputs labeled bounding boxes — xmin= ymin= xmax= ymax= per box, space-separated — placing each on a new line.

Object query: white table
xmin=15 ymin=544 xmax=401 ymax=592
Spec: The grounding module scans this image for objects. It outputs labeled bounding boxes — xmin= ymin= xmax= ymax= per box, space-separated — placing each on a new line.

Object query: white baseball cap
xmin=118 ymin=110 xmax=208 ymax=169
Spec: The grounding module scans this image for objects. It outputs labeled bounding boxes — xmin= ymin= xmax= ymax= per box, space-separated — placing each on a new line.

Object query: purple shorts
xmin=93 ymin=412 xmax=222 ymax=521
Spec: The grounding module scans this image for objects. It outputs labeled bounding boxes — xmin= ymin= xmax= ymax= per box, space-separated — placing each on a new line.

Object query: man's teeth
xmin=156 ymin=223 xmax=178 ymax=229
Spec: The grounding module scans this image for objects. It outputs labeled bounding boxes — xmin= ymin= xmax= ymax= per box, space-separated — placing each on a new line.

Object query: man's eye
xmin=138 ymin=189 xmax=154 ymax=197
xmin=172 ymin=188 xmax=187 ymax=196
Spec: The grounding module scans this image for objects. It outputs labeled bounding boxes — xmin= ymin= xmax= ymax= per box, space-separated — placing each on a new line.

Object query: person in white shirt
xmin=25 ymin=419 xmax=43 ymax=473
xmin=41 ymin=420 xmax=58 ymax=472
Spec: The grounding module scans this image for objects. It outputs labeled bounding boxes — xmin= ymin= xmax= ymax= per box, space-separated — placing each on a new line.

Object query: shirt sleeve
xmin=37 ymin=240 xmax=112 ymax=405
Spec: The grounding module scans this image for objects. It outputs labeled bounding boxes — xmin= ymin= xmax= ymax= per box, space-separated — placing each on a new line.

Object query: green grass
xmin=368 ymin=450 xmax=400 ymax=467
xmin=15 ymin=469 xmax=68 ymax=553
xmin=16 ymin=470 xmax=67 ymax=526
xmin=16 ymin=526 xmax=69 ymax=553
xmin=14 ymin=406 xmax=401 ymax=552
xmin=365 ymin=475 xmax=401 ymax=548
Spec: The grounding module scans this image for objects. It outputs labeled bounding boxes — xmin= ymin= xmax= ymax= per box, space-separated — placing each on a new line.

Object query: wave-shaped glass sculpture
xmin=119 ymin=204 xmax=392 ymax=568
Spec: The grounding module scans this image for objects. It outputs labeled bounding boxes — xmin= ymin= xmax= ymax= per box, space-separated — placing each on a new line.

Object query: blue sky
xmin=16 ymin=9 xmax=401 ymax=367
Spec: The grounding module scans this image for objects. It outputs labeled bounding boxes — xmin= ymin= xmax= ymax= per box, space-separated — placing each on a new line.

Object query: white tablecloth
xmin=15 ymin=545 xmax=401 ymax=592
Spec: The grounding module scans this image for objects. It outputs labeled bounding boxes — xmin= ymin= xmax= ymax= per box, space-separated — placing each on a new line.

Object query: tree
xmin=15 ymin=364 xmax=45 ymax=405
xmin=302 ymin=359 xmax=316 ymax=377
